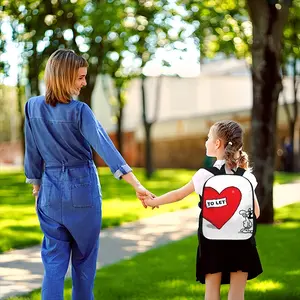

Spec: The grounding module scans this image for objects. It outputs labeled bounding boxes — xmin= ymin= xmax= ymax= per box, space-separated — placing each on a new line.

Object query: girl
xmin=144 ymin=120 xmax=262 ymax=300
xmin=24 ymin=49 xmax=153 ymax=300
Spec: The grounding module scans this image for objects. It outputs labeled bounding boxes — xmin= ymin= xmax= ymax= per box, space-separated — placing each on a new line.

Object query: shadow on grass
xmin=0 ymin=225 xmax=42 ymax=253
xmin=0 ymin=168 xmax=196 ymax=253
xmin=6 ymin=203 xmax=300 ymax=300
xmin=60 ymin=204 xmax=300 ymax=300
xmin=101 ymin=213 xmax=141 ymax=228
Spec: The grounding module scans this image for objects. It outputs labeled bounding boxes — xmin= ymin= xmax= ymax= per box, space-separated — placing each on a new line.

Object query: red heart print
xmin=202 ymin=187 xmax=242 ymax=229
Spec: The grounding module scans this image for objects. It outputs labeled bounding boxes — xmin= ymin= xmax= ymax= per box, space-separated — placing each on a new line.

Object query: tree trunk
xmin=144 ymin=122 xmax=153 ymax=179
xmin=248 ymin=1 xmax=290 ymax=224
xmin=116 ymin=87 xmax=124 ymax=155
xmin=27 ymin=52 xmax=40 ymax=96
xmin=17 ymin=80 xmax=25 ymax=165
xmin=78 ymin=74 xmax=97 ymax=107
xmin=291 ymin=57 xmax=299 ymax=171
xmin=141 ymin=75 xmax=154 ymax=179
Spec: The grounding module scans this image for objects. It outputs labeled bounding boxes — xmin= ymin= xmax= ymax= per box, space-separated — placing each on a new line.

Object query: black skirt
xmin=196 ymin=234 xmax=263 ymax=284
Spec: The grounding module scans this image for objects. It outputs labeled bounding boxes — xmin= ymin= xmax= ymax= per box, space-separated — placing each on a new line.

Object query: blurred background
xmin=0 ymin=0 xmax=299 ymax=223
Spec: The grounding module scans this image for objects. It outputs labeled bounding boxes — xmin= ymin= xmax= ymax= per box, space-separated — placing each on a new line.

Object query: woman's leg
xmin=71 ymin=238 xmax=99 ymax=300
xmin=66 ymin=208 xmax=101 ymax=300
xmin=205 ymin=272 xmax=222 ymax=300
xmin=38 ymin=207 xmax=71 ymax=300
xmin=228 ymin=271 xmax=248 ymax=300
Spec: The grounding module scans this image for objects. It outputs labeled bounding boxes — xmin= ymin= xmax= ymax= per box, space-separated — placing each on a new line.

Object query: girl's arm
xmin=254 ymin=193 xmax=260 ymax=219
xmin=145 ymin=181 xmax=195 ymax=207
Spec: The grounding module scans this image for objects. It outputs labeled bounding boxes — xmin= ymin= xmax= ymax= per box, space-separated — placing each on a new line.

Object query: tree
xmin=126 ymin=0 xmax=179 ymax=178
xmin=182 ymin=1 xmax=251 ymax=62
xmin=281 ymin=0 xmax=300 ymax=172
xmin=181 ymin=0 xmax=293 ymax=223
xmin=4 ymin=0 xmax=131 ymax=107
xmin=4 ymin=0 xmax=85 ymax=96
xmin=248 ymin=0 xmax=291 ymax=223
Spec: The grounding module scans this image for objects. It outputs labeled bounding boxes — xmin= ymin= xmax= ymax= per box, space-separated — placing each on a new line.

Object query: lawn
xmin=0 ymin=167 xmax=197 ymax=253
xmin=7 ymin=203 xmax=300 ymax=300
xmin=0 ymin=168 xmax=299 ymax=253
xmin=273 ymin=171 xmax=300 ymax=185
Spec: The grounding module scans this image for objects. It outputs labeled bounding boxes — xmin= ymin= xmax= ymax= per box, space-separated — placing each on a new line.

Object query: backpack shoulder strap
xmin=233 ymin=167 xmax=246 ymax=176
xmin=203 ymin=166 xmax=224 ymax=175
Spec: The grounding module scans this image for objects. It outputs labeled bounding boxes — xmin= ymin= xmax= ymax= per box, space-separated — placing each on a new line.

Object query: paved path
xmin=1 ymin=182 xmax=299 ymax=299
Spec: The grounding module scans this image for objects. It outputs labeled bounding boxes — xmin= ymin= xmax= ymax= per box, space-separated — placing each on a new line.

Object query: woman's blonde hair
xmin=45 ymin=49 xmax=88 ymax=106
xmin=212 ymin=120 xmax=249 ymax=170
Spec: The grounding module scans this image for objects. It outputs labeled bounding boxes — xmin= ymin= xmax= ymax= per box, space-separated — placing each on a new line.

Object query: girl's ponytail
xmin=213 ymin=120 xmax=251 ymax=170
xmin=224 ymin=143 xmax=239 ymax=170
xmin=238 ymin=150 xmax=249 ymax=170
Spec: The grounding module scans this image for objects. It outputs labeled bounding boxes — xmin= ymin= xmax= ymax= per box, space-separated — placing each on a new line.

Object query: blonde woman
xmin=24 ymin=49 xmax=153 ymax=299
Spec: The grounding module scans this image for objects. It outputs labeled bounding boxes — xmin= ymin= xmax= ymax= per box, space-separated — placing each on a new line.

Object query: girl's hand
xmin=144 ymin=195 xmax=158 ymax=207
xmin=135 ymin=185 xmax=156 ymax=208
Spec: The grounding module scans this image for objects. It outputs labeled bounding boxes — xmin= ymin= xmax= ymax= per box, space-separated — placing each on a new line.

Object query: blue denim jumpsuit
xmin=24 ymin=96 xmax=132 ymax=300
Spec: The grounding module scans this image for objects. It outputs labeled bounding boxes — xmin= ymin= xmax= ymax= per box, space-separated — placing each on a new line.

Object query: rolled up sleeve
xmin=24 ymin=102 xmax=44 ymax=185
xmin=79 ymin=103 xmax=132 ymax=179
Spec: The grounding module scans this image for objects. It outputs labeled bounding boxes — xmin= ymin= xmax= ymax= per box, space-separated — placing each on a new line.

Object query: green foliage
xmin=1 ymin=0 xmax=180 ymax=101
xmin=181 ymin=0 xmax=251 ymax=61
xmin=282 ymin=0 xmax=300 ymax=74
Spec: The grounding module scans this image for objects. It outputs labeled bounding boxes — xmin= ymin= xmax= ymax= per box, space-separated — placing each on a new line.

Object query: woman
xmin=24 ymin=49 xmax=153 ymax=300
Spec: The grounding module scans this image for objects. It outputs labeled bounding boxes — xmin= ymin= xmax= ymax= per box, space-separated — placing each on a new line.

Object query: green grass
xmin=274 ymin=171 xmax=300 ymax=185
xmin=0 ymin=168 xmax=197 ymax=253
xmin=7 ymin=203 xmax=300 ymax=300
xmin=1 ymin=168 xmax=300 ymax=253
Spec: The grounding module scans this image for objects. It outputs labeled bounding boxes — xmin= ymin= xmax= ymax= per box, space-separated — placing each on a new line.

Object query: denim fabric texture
xmin=24 ymin=96 xmax=132 ymax=299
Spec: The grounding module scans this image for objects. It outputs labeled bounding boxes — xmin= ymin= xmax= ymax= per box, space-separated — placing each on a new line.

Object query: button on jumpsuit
xmin=24 ymin=96 xmax=132 ymax=300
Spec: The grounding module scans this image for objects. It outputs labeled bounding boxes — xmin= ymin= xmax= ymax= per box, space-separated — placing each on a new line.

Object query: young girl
xmin=144 ymin=120 xmax=263 ymax=300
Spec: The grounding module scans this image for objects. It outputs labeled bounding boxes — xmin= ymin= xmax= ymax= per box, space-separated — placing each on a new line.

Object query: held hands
xmin=144 ymin=194 xmax=157 ymax=207
xmin=135 ymin=185 xmax=159 ymax=209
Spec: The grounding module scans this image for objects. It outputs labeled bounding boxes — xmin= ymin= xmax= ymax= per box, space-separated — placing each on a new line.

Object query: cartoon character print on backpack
xmin=239 ymin=208 xmax=254 ymax=234
xmin=201 ymin=166 xmax=255 ymax=240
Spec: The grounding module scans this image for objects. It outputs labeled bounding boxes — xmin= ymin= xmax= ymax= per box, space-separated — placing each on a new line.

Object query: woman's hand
xmin=32 ymin=185 xmax=40 ymax=212
xmin=135 ymin=185 xmax=158 ymax=209
xmin=35 ymin=196 xmax=38 ymax=211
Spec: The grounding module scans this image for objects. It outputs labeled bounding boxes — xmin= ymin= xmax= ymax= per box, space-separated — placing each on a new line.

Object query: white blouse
xmin=192 ymin=159 xmax=258 ymax=196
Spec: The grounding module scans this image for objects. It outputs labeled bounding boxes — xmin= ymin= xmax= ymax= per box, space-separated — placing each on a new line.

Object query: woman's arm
xmin=79 ymin=104 xmax=155 ymax=207
xmin=79 ymin=103 xmax=132 ymax=180
xmin=24 ymin=101 xmax=44 ymax=186
xmin=122 ymin=172 xmax=155 ymax=208
xmin=145 ymin=181 xmax=195 ymax=207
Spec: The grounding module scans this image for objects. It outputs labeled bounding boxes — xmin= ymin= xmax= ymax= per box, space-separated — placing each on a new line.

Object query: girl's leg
xmin=228 ymin=271 xmax=248 ymax=300
xmin=205 ymin=272 xmax=222 ymax=300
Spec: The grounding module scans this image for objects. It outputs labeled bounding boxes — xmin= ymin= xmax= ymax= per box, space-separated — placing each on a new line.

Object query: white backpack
xmin=200 ymin=165 xmax=255 ymax=240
